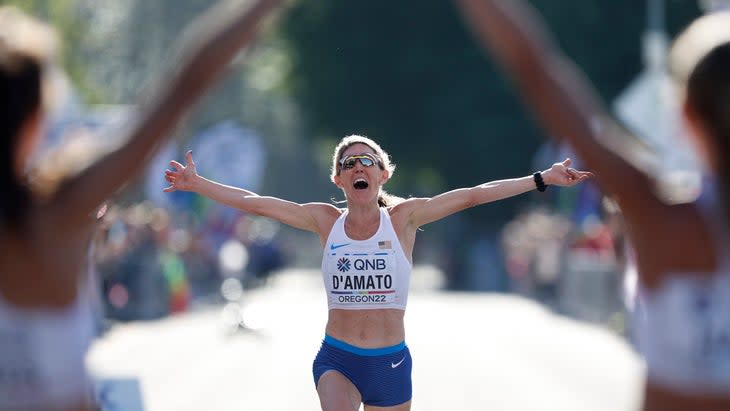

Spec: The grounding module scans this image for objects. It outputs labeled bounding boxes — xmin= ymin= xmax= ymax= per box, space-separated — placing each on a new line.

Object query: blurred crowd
xmin=501 ymin=201 xmax=628 ymax=332
xmin=89 ymin=201 xmax=288 ymax=327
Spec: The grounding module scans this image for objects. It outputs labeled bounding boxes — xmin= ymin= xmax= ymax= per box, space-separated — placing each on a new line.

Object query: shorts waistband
xmin=324 ymin=334 xmax=405 ymax=356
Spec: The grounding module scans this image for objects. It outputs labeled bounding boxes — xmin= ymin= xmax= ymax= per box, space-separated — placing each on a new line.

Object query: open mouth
xmin=353 ymin=178 xmax=369 ymax=190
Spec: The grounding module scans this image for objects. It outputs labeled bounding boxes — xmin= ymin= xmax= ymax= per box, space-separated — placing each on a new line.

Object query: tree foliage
xmin=278 ymin=0 xmax=700 ymax=230
xmin=2 ymin=0 xmax=105 ymax=102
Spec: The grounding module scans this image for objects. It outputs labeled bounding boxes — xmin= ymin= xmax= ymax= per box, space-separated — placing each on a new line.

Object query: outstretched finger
xmin=568 ymin=167 xmax=593 ymax=177
xmin=163 ymin=185 xmax=177 ymax=193
xmin=169 ymin=160 xmax=185 ymax=171
xmin=562 ymin=158 xmax=572 ymax=168
xmin=185 ymin=150 xmax=195 ymax=166
xmin=575 ymin=171 xmax=590 ymax=182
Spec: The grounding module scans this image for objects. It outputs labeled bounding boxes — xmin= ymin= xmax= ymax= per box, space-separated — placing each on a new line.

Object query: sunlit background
xmin=5 ymin=0 xmax=727 ymax=410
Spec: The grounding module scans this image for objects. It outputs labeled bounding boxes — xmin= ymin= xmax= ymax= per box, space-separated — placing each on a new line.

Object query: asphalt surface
xmin=87 ymin=267 xmax=645 ymax=411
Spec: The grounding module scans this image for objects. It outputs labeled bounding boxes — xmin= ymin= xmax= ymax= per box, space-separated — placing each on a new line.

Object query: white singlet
xmin=632 ymin=180 xmax=730 ymax=395
xmin=0 ymin=289 xmax=94 ymax=409
xmin=321 ymin=207 xmax=412 ymax=310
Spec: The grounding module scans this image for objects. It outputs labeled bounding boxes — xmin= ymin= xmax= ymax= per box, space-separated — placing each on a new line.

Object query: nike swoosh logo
xmin=330 ymin=243 xmax=351 ymax=250
xmin=391 ymin=357 xmax=406 ymax=368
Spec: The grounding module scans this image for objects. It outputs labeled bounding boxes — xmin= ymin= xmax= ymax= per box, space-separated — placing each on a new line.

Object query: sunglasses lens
xmin=340 ymin=155 xmax=378 ymax=170
xmin=342 ymin=158 xmax=357 ymax=169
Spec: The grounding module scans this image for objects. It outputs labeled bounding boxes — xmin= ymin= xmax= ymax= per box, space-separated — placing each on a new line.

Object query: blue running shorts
xmin=312 ymin=335 xmax=412 ymax=407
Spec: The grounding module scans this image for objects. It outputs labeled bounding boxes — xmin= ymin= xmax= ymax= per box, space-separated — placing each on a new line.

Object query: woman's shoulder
xmin=305 ymin=202 xmax=344 ymax=229
xmin=303 ymin=201 xmax=342 ymax=212
xmin=386 ymin=197 xmax=427 ymax=225
xmin=388 ymin=197 xmax=427 ymax=213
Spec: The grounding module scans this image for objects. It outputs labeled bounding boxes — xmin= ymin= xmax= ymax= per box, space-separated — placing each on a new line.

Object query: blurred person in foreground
xmin=0 ymin=1 xmax=282 ymax=410
xmin=163 ymin=134 xmax=591 ymax=410
xmin=453 ymin=1 xmax=730 ymax=410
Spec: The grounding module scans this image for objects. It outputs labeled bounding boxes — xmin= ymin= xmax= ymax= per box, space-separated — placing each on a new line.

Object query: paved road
xmin=87 ymin=268 xmax=645 ymax=411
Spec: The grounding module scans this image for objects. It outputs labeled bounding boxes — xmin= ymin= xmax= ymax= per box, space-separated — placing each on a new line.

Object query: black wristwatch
xmin=533 ymin=172 xmax=547 ymax=192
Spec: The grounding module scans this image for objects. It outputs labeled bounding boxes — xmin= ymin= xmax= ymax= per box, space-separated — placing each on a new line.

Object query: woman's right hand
xmin=164 ymin=150 xmax=198 ymax=192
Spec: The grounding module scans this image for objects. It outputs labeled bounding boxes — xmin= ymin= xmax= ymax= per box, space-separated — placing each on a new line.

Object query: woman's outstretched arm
xmin=50 ymin=0 xmax=283 ymax=228
xmin=164 ymin=150 xmax=337 ymax=234
xmin=407 ymin=158 xmax=592 ymax=228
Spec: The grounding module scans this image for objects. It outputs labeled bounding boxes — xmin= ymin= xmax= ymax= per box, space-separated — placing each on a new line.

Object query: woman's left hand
xmin=542 ymin=158 xmax=594 ymax=187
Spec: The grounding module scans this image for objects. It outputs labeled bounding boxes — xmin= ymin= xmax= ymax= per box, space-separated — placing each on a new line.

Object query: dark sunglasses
xmin=339 ymin=154 xmax=381 ymax=170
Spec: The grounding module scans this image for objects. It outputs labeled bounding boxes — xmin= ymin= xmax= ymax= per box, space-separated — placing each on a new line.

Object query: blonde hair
xmin=329 ymin=135 xmax=402 ymax=207
xmin=0 ymin=6 xmax=59 ymax=111
xmin=0 ymin=6 xmax=59 ymax=226
xmin=0 ymin=6 xmax=58 ymax=66
xmin=669 ymin=11 xmax=730 ymax=222
xmin=668 ymin=11 xmax=730 ymax=86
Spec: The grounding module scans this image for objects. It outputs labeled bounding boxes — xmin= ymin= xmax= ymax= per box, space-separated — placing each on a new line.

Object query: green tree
xmin=2 ymin=0 xmax=105 ymax=103
xmin=278 ymin=0 xmax=700 ymax=230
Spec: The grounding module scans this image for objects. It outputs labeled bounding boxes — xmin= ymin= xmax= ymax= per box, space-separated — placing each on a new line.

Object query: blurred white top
xmin=633 ymin=179 xmax=730 ymax=394
xmin=0 ymin=289 xmax=94 ymax=409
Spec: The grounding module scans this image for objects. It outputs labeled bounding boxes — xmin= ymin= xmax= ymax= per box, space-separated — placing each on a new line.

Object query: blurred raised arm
xmin=51 ymin=0 xmax=283 ymax=227
xmin=452 ymin=0 xmax=665 ymax=227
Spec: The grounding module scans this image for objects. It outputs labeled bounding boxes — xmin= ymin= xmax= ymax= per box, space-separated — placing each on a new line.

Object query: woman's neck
xmin=346 ymin=202 xmax=380 ymax=220
xmin=344 ymin=205 xmax=381 ymax=240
